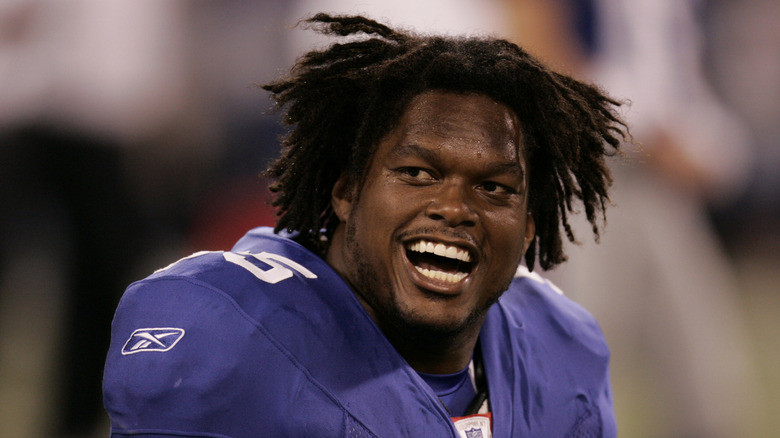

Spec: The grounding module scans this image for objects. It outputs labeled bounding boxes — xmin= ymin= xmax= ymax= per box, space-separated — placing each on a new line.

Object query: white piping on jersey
xmin=514 ymin=265 xmax=564 ymax=295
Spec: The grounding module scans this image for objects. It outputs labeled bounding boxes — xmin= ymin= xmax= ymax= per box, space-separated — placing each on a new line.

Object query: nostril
xmin=425 ymin=194 xmax=478 ymax=227
xmin=426 ymin=209 xmax=445 ymax=221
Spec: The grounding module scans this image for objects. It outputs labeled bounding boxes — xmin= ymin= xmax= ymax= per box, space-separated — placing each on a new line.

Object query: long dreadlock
xmin=262 ymin=13 xmax=629 ymax=271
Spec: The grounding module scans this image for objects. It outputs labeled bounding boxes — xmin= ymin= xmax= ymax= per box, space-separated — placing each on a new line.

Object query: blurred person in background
xmin=703 ymin=0 xmax=780 ymax=257
xmin=499 ymin=0 xmax=760 ymax=436
xmin=0 ymin=1 xmax=203 ymax=436
xmin=0 ymin=0 xmax=290 ymax=436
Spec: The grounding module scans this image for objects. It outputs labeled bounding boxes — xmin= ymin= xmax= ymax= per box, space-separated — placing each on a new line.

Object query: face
xmin=327 ymin=90 xmax=535 ymax=338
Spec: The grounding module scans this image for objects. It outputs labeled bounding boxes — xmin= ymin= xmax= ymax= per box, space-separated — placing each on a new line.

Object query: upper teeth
xmin=407 ymin=240 xmax=471 ymax=263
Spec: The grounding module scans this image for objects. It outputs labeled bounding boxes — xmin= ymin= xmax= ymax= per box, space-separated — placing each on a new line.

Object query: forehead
xmin=392 ymin=90 xmax=524 ymax=157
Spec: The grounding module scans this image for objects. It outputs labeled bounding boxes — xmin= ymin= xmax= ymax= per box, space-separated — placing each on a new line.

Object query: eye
xmin=397 ymin=167 xmax=436 ymax=182
xmin=478 ymin=181 xmax=514 ymax=194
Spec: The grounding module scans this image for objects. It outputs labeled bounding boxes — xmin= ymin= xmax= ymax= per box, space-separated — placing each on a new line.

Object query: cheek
xmin=364 ymin=181 xmax=424 ymax=222
xmin=484 ymin=212 xmax=529 ymax=260
xmin=483 ymin=207 xmax=527 ymax=234
xmin=347 ymin=186 xmax=400 ymax=251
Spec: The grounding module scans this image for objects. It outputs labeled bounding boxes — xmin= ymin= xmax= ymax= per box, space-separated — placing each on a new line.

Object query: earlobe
xmin=331 ymin=174 xmax=354 ymax=222
xmin=523 ymin=213 xmax=536 ymax=252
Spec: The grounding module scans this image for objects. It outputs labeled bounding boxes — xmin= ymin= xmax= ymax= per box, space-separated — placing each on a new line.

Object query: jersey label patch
xmin=452 ymin=413 xmax=492 ymax=438
xmin=121 ymin=328 xmax=185 ymax=355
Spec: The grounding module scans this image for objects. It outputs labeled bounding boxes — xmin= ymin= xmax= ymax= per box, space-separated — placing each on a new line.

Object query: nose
xmin=425 ymin=180 xmax=478 ymax=227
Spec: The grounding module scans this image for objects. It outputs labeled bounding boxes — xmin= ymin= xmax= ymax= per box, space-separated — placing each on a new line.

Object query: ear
xmin=522 ymin=212 xmax=536 ymax=253
xmin=331 ymin=173 xmax=355 ymax=223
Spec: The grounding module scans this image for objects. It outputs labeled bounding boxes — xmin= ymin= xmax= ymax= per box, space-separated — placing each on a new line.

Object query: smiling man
xmin=103 ymin=14 xmax=628 ymax=438
xmin=327 ymin=91 xmax=535 ymax=376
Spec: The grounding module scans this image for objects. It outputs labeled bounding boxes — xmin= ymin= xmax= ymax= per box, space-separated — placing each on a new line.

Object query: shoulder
xmin=495 ymin=265 xmax=611 ymax=378
xmin=498 ymin=264 xmax=609 ymax=358
xmin=484 ymin=265 xmax=615 ymax=436
xmin=110 ymin=228 xmax=337 ymax=356
xmin=125 ymin=228 xmax=330 ymax=306
xmin=103 ymin=228 xmax=355 ymax=436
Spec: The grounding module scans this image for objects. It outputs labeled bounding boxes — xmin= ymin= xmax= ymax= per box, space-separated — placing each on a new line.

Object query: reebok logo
xmin=121 ymin=328 xmax=185 ymax=355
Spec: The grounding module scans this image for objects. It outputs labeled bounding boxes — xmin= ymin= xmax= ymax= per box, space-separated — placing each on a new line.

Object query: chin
xmin=390 ymin=303 xmax=485 ymax=342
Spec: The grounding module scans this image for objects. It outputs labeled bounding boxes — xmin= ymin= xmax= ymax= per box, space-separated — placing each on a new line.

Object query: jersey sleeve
xmin=102 ymin=260 xmax=357 ymax=437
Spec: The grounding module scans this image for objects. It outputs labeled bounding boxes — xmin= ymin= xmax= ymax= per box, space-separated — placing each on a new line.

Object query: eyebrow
xmin=390 ymin=143 xmax=438 ymax=161
xmin=391 ymin=143 xmax=526 ymax=179
xmin=484 ymin=161 xmax=526 ymax=180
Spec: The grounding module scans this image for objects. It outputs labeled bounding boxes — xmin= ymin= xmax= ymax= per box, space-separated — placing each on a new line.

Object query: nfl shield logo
xmin=453 ymin=413 xmax=492 ymax=438
xmin=465 ymin=428 xmax=483 ymax=438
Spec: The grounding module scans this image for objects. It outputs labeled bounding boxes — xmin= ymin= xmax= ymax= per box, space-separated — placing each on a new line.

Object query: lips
xmin=404 ymin=239 xmax=475 ymax=285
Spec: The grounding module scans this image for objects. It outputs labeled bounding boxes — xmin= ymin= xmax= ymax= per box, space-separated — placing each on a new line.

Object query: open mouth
xmin=405 ymin=239 xmax=475 ymax=284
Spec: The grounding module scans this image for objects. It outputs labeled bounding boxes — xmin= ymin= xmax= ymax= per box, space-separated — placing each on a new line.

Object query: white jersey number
xmin=223 ymin=251 xmax=317 ymax=284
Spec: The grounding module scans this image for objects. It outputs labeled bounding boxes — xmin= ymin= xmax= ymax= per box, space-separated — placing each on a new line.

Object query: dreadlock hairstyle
xmin=262 ymin=13 xmax=629 ymax=271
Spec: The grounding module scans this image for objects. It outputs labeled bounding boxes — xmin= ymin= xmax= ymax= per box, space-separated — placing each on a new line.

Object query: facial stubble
xmin=343 ymin=217 xmax=512 ymax=346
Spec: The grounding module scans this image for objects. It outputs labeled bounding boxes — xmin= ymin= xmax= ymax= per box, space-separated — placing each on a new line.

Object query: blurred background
xmin=0 ymin=0 xmax=777 ymax=437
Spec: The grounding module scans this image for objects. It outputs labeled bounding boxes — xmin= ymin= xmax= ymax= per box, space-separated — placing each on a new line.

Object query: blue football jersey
xmin=103 ymin=227 xmax=614 ymax=437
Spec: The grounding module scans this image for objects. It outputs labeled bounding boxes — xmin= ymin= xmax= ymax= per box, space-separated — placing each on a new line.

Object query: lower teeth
xmin=414 ymin=266 xmax=467 ymax=283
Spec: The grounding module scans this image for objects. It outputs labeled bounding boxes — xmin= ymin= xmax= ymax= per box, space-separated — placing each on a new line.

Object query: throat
xmin=386 ymin=322 xmax=481 ymax=375
xmin=418 ymin=363 xmax=476 ymax=417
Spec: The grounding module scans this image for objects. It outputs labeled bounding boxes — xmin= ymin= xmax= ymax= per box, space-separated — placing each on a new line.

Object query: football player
xmin=104 ymin=13 xmax=628 ymax=437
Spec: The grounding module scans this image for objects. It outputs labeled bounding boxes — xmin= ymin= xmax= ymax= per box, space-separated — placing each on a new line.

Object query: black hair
xmin=262 ymin=13 xmax=628 ymax=271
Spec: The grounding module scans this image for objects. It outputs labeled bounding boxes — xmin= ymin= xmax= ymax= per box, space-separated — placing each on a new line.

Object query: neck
xmin=370 ymin=304 xmax=485 ymax=374
xmin=398 ymin=336 xmax=480 ymax=375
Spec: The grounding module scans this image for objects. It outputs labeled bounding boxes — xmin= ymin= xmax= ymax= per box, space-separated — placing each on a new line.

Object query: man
xmin=103 ymin=14 xmax=628 ymax=437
